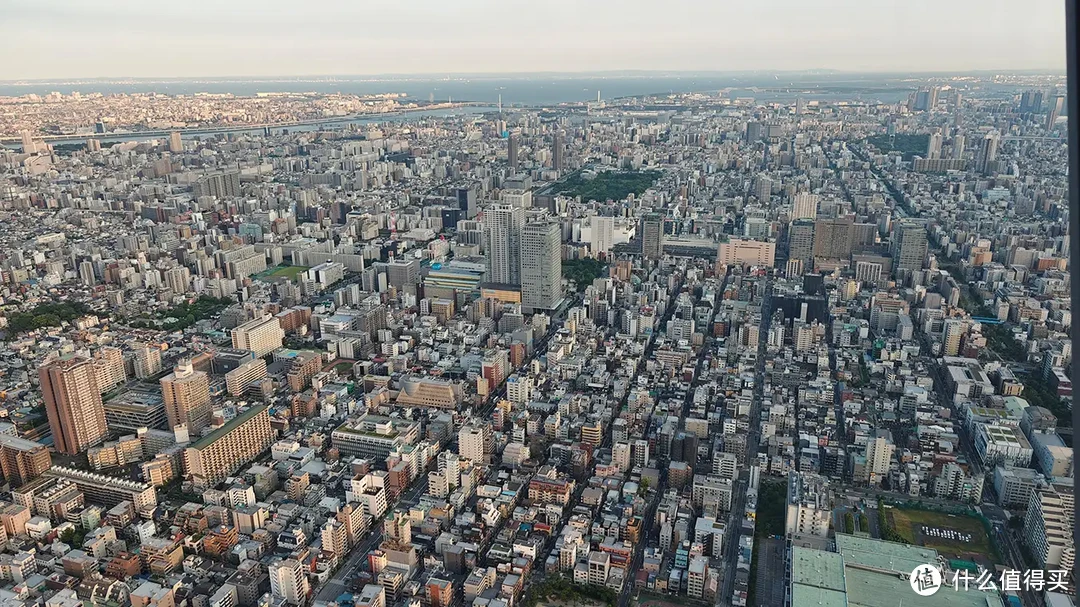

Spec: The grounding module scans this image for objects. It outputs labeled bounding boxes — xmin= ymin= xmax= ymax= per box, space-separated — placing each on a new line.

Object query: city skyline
xmin=1 ymin=0 xmax=1067 ymax=80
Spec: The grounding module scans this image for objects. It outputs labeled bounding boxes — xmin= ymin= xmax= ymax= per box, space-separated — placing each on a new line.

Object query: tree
xmin=638 ymin=477 xmax=650 ymax=495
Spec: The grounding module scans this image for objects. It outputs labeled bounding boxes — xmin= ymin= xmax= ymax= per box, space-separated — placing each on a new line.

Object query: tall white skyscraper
xmin=927 ymin=132 xmax=943 ymax=159
xmin=521 ymin=219 xmax=563 ymax=311
xmin=483 ymin=204 xmax=525 ymax=285
xmin=592 ymin=215 xmax=614 ymax=256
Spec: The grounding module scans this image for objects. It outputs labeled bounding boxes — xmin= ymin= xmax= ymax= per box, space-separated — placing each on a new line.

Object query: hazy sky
xmin=0 ymin=0 xmax=1067 ymax=79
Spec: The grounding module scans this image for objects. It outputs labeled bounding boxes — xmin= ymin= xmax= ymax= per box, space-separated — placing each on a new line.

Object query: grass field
xmin=887 ymin=507 xmax=999 ymax=565
xmin=266 ymin=265 xmax=309 ymax=280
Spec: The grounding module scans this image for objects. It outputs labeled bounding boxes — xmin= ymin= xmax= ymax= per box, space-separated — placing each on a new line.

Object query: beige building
xmin=39 ymin=356 xmax=108 ymax=456
xmin=183 ymin=405 xmax=275 ymax=491
xmin=231 ymin=315 xmax=285 ymax=357
xmin=225 ymin=358 xmax=268 ymax=397
xmin=93 ymin=346 xmax=127 ymax=393
xmin=0 ymin=435 xmax=51 ymax=488
xmin=133 ymin=344 xmax=163 ymax=379
xmin=1023 ymin=481 xmax=1074 ymax=574
xmin=717 ymin=238 xmax=775 ymax=268
xmin=394 ymin=376 xmax=464 ymax=409
xmin=160 ymin=360 xmax=212 ymax=432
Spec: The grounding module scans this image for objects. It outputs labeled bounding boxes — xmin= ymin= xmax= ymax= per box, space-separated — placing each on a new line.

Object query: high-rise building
xmin=193 ymin=171 xmax=241 ymax=199
xmin=865 ymin=430 xmax=894 ymax=485
xmin=926 ymin=132 xmax=943 ymax=159
xmin=39 ymin=356 xmax=108 ymax=456
xmin=892 ymin=221 xmax=928 ymax=275
xmin=976 ymin=130 xmax=1000 ymax=173
xmin=521 ymin=220 xmax=563 ymax=311
xmin=640 ymin=213 xmax=663 ymax=259
xmin=788 ymin=220 xmax=815 ymax=267
xmin=269 ymin=558 xmax=310 ymax=606
xmin=951 ymin=134 xmax=965 ymax=159
xmin=592 ymin=215 xmax=614 ymax=256
xmin=483 ymin=204 xmax=525 ymax=286
xmin=0 ymin=435 xmax=51 ymax=487
xmin=459 ymin=422 xmax=493 ymax=464
xmin=160 ymin=360 xmax=212 ymax=433
xmin=552 ymin=133 xmax=565 ymax=170
xmin=1020 ymin=89 xmax=1044 ymax=113
xmin=168 ymin=132 xmax=183 ymax=154
xmin=507 ymin=134 xmax=519 ymax=171
xmin=1023 ymin=481 xmax=1074 ymax=574
xmin=93 ymin=346 xmax=127 ymax=393
xmin=456 ymin=187 xmax=477 ymax=219
xmin=791 ymin=193 xmax=818 ymax=220
xmin=133 ymin=344 xmax=162 ymax=379
xmin=182 ymin=405 xmax=275 ymax=490
xmin=942 ymin=319 xmax=967 ymax=357
xmin=1046 ymin=95 xmax=1064 ymax=130
xmin=745 ymin=121 xmax=762 ymax=142
xmin=812 ymin=216 xmax=853 ymax=261
xmin=231 ymin=315 xmax=285 ymax=358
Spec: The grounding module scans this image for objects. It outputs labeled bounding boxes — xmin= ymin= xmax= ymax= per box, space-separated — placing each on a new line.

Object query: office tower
xmin=976 ymin=130 xmax=1000 ymax=173
xmin=456 ymin=187 xmax=477 ymax=219
xmin=93 ymin=346 xmax=127 ymax=393
xmin=385 ymin=258 xmax=420 ymax=289
xmin=85 ymin=138 xmax=101 ymax=152
xmin=133 ymin=344 xmax=162 ymax=379
xmin=640 ymin=213 xmax=663 ymax=259
xmin=592 ymin=215 xmax=614 ymax=256
xmin=1020 ymin=90 xmax=1044 ymax=113
xmin=1046 ymin=95 xmax=1063 ymax=130
xmin=160 ymin=360 xmax=212 ymax=433
xmin=791 ymin=193 xmax=818 ymax=220
xmin=269 ymin=558 xmax=310 ymax=606
xmin=168 ymin=132 xmax=183 ymax=153
xmin=795 ymin=97 xmax=805 ymax=116
xmin=483 ymin=204 xmax=525 ymax=285
xmin=926 ymin=132 xmax=942 ymax=159
xmin=812 ymin=216 xmax=853 ymax=261
xmin=507 ymin=133 xmax=519 ymax=171
xmin=182 ymin=405 xmax=274 ymax=490
xmin=500 ymin=188 xmax=532 ymax=209
xmin=951 ymin=134 xmax=965 ymax=159
xmin=892 ymin=221 xmax=928 ymax=274
xmin=552 ymin=133 xmax=565 ymax=170
xmin=39 ymin=356 xmax=108 ymax=456
xmin=231 ymin=315 xmax=285 ymax=357
xmin=788 ymin=220 xmax=815 ymax=267
xmin=745 ymin=121 xmax=762 ymax=143
xmin=0 ymin=435 xmax=51 ymax=487
xmin=1023 ymin=481 xmax=1074 ymax=574
xmin=521 ymin=220 xmax=563 ymax=311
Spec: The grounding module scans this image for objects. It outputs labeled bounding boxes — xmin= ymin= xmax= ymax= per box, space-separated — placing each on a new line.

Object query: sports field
xmin=265 ymin=265 xmax=309 ymax=280
xmin=886 ymin=507 xmax=999 ymax=567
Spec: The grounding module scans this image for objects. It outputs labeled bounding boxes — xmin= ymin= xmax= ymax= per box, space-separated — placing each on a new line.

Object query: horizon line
xmin=0 ymin=67 xmax=1068 ymax=84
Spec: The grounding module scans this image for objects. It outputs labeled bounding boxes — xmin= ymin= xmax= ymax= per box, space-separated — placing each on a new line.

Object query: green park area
xmin=5 ymin=301 xmax=92 ymax=334
xmin=525 ymin=576 xmax=615 ymax=607
xmin=883 ymin=505 xmax=999 ymax=567
xmin=265 ymin=265 xmax=310 ymax=281
xmin=866 ymin=133 xmax=931 ymax=160
xmin=126 ymin=295 xmax=233 ymax=330
xmin=555 ymin=170 xmax=661 ymax=203
xmin=562 ymin=258 xmax=608 ymax=292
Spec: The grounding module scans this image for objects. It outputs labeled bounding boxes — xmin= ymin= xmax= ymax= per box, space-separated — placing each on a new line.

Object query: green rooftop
xmin=189 ymin=405 xmax=268 ymax=450
xmin=792 ymin=546 xmax=846 ymax=592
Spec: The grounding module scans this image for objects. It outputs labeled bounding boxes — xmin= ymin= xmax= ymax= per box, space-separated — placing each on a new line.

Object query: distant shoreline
xmin=0 ymin=103 xmax=496 ymax=145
